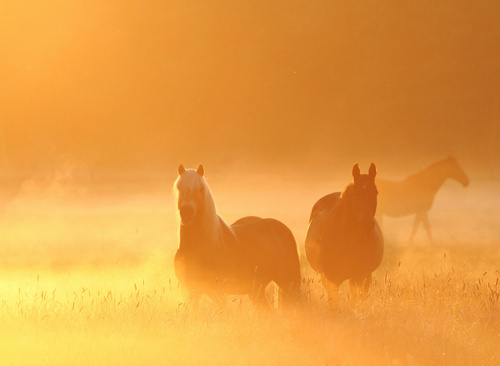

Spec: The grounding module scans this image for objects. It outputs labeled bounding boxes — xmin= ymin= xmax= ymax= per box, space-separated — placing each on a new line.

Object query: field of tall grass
xmin=0 ymin=178 xmax=498 ymax=365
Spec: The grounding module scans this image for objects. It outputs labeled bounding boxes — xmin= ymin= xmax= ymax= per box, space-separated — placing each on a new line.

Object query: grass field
xmin=0 ymin=178 xmax=498 ymax=365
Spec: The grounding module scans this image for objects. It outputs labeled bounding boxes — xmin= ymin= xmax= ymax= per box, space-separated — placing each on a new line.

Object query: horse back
xmin=230 ymin=216 xmax=301 ymax=285
xmin=377 ymin=178 xmax=435 ymax=217
xmin=309 ymin=192 xmax=341 ymax=222
xmin=231 ymin=216 xmax=298 ymax=259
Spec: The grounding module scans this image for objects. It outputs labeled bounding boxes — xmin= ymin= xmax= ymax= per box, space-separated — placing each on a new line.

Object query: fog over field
xmin=0 ymin=1 xmax=499 ymax=365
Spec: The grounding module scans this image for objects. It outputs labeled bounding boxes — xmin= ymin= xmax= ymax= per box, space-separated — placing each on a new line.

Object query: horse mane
xmin=174 ymin=170 xmax=226 ymax=249
xmin=337 ymin=183 xmax=356 ymax=215
xmin=340 ymin=182 xmax=354 ymax=200
xmin=426 ymin=156 xmax=455 ymax=172
xmin=403 ymin=157 xmax=455 ymax=184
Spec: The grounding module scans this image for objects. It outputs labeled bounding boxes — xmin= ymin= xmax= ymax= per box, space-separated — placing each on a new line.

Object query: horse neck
xmin=179 ymin=196 xmax=225 ymax=252
xmin=179 ymin=217 xmax=226 ymax=252
xmin=411 ymin=160 xmax=452 ymax=193
xmin=339 ymin=184 xmax=357 ymax=221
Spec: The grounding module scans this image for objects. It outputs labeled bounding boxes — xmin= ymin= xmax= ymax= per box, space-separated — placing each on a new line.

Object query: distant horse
xmin=305 ymin=163 xmax=384 ymax=308
xmin=376 ymin=156 xmax=469 ymax=243
xmin=173 ymin=164 xmax=301 ymax=306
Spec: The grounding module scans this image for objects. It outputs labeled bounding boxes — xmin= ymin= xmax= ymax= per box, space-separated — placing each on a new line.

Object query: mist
xmin=1 ymin=0 xmax=499 ymax=291
xmin=1 ymin=2 xmax=500 ymax=365
xmin=1 ymin=1 xmax=499 ymax=182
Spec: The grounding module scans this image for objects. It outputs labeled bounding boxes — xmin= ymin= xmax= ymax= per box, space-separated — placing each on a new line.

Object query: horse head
xmin=175 ymin=164 xmax=207 ymax=225
xmin=346 ymin=163 xmax=379 ymax=232
xmin=447 ymin=156 xmax=470 ymax=187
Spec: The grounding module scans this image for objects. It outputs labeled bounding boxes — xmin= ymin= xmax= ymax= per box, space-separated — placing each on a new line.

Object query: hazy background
xmin=0 ymin=6 xmax=499 ymax=365
xmin=1 ymin=1 xmax=499 ymax=186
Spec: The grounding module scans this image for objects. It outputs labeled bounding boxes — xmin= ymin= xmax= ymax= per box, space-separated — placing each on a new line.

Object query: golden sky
xmin=1 ymin=1 xmax=499 ymax=174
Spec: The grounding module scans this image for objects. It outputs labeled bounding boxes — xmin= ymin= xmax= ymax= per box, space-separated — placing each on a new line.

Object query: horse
xmin=376 ymin=156 xmax=469 ymax=243
xmin=173 ymin=164 xmax=301 ymax=306
xmin=305 ymin=163 xmax=384 ymax=308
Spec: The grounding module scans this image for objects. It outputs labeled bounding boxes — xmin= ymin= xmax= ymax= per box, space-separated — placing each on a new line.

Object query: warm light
xmin=0 ymin=2 xmax=499 ymax=365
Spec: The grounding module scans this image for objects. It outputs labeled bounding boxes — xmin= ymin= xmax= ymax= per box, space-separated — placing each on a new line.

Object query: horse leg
xmin=250 ymin=281 xmax=268 ymax=305
xmin=250 ymin=270 xmax=272 ymax=307
xmin=321 ymin=274 xmax=339 ymax=310
xmin=421 ymin=213 xmax=433 ymax=244
xmin=211 ymin=291 xmax=228 ymax=310
xmin=409 ymin=213 xmax=422 ymax=243
xmin=184 ymin=289 xmax=202 ymax=311
xmin=349 ymin=275 xmax=372 ymax=303
xmin=277 ymin=280 xmax=301 ymax=309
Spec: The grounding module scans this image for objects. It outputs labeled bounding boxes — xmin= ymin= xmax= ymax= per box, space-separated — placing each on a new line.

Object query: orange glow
xmin=0 ymin=2 xmax=499 ymax=365
xmin=1 ymin=1 xmax=499 ymax=174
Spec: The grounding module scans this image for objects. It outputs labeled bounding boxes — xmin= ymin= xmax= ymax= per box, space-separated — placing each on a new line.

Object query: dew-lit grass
xmin=0 ymin=182 xmax=499 ymax=365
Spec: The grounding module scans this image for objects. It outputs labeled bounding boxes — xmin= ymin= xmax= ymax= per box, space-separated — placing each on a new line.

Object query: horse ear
xmin=369 ymin=163 xmax=377 ymax=179
xmin=352 ymin=163 xmax=361 ymax=181
xmin=178 ymin=164 xmax=186 ymax=175
xmin=196 ymin=164 xmax=204 ymax=177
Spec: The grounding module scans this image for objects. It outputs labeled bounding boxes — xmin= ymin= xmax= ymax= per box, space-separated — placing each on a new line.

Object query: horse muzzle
xmin=179 ymin=204 xmax=196 ymax=225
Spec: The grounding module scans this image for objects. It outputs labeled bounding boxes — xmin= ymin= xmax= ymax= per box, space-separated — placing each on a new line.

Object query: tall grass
xmin=0 ymin=244 xmax=498 ymax=365
xmin=0 ymin=183 xmax=498 ymax=365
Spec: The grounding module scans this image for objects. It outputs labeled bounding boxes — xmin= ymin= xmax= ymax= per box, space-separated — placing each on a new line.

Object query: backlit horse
xmin=305 ymin=163 xmax=384 ymax=308
xmin=174 ymin=164 xmax=301 ymax=306
xmin=376 ymin=156 xmax=469 ymax=243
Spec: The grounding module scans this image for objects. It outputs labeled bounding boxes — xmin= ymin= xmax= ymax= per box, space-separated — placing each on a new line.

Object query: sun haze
xmin=0 ymin=1 xmax=499 ymax=365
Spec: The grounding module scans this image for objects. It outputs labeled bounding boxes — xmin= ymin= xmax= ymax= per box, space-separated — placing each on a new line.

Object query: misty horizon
xmin=1 ymin=1 xmax=499 ymax=180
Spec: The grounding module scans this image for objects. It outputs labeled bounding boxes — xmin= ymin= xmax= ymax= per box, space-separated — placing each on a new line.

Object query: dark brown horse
xmin=305 ymin=163 xmax=384 ymax=308
xmin=173 ymin=164 xmax=301 ymax=306
xmin=376 ymin=156 xmax=469 ymax=243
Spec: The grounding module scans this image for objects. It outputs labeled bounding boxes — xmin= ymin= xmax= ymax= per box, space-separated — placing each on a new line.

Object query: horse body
xmin=376 ymin=156 xmax=469 ymax=242
xmin=174 ymin=165 xmax=301 ymax=304
xmin=305 ymin=163 xmax=384 ymax=307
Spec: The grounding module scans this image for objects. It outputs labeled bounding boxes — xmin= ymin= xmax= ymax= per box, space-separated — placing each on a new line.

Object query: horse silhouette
xmin=305 ymin=163 xmax=384 ymax=308
xmin=173 ymin=164 xmax=301 ymax=306
xmin=376 ymin=156 xmax=469 ymax=243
